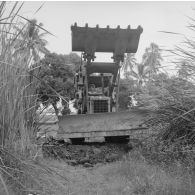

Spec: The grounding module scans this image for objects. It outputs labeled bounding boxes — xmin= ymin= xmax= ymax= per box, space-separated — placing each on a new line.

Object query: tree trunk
xmin=52 ymin=103 xmax=59 ymax=118
xmin=116 ymin=68 xmax=121 ymax=111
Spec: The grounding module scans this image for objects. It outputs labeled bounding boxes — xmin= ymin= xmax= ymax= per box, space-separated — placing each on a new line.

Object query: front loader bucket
xmin=71 ymin=24 xmax=143 ymax=54
xmin=57 ymin=109 xmax=151 ymax=139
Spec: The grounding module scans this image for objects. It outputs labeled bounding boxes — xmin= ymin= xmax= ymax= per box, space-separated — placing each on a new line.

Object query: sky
xmin=16 ymin=1 xmax=195 ymax=70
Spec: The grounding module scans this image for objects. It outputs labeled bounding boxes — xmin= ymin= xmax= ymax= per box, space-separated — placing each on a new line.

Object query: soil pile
xmin=42 ymin=138 xmax=132 ymax=166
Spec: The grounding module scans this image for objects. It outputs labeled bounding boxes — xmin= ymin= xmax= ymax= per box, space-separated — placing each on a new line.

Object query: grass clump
xmin=0 ymin=2 xmax=50 ymax=194
xmin=99 ymin=150 xmax=195 ymax=195
xmin=0 ymin=2 xmax=39 ymax=153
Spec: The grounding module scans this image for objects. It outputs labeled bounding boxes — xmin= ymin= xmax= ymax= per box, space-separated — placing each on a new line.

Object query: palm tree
xmin=142 ymin=43 xmax=162 ymax=79
xmin=178 ymin=60 xmax=193 ymax=80
xmin=14 ymin=19 xmax=49 ymax=65
xmin=129 ymin=63 xmax=149 ymax=87
xmin=121 ymin=53 xmax=136 ymax=78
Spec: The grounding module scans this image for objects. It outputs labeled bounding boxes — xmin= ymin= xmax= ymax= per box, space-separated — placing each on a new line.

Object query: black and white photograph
xmin=1 ymin=1 xmax=195 ymax=194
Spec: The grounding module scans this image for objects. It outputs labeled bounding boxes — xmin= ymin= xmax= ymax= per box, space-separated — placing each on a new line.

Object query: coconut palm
xmin=142 ymin=43 xmax=162 ymax=79
xmin=14 ymin=19 xmax=49 ymax=65
xmin=121 ymin=53 xmax=136 ymax=78
xmin=129 ymin=63 xmax=150 ymax=86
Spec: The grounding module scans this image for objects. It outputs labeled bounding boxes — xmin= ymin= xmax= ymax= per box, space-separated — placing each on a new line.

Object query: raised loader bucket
xmin=71 ymin=24 xmax=143 ymax=55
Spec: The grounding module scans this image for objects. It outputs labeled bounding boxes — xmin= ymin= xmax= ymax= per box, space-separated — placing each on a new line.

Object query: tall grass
xmin=144 ymin=76 xmax=195 ymax=145
xmin=102 ymin=151 xmax=195 ymax=195
xmin=0 ymin=2 xmax=39 ymax=153
xmin=136 ymin=12 xmax=195 ymax=147
xmin=0 ymin=2 xmax=49 ymax=194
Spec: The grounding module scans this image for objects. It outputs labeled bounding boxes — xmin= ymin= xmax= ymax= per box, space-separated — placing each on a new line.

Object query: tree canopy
xmin=14 ymin=19 xmax=49 ymax=65
xmin=142 ymin=42 xmax=163 ymax=77
xmin=118 ymin=42 xmax=163 ymax=109
xmin=36 ymin=52 xmax=80 ymax=112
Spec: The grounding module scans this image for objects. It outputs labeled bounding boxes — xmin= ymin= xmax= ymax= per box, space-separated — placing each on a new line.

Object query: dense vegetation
xmin=119 ymin=40 xmax=195 ymax=146
xmin=1 ymin=2 xmax=195 ymax=194
xmin=36 ymin=52 xmax=80 ymax=114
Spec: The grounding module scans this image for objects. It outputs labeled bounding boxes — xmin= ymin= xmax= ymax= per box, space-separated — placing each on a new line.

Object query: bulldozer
xmin=57 ymin=23 xmax=150 ymax=143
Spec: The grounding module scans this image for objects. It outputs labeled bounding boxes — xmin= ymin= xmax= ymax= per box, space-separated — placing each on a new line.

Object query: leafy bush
xmin=141 ymin=74 xmax=195 ymax=145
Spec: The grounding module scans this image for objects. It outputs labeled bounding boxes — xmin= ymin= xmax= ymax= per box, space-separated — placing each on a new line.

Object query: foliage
xmin=135 ymin=73 xmax=169 ymax=109
xmin=142 ymin=42 xmax=163 ymax=78
xmin=142 ymin=73 xmax=195 ymax=145
xmin=119 ymin=42 xmax=163 ymax=109
xmin=122 ymin=53 xmax=136 ymax=78
xmin=121 ymin=40 xmax=195 ymax=145
xmin=141 ymin=15 xmax=195 ymax=147
xmin=14 ymin=18 xmax=49 ymax=64
xmin=128 ymin=63 xmax=150 ymax=86
xmin=173 ymin=21 xmax=195 ymax=81
xmin=36 ymin=52 xmax=80 ymax=113
xmin=64 ymin=52 xmax=81 ymax=71
xmin=0 ymin=2 xmax=42 ymax=151
xmin=0 ymin=3 xmax=73 ymax=194
xmin=177 ymin=60 xmax=192 ymax=79
xmin=123 ymin=43 xmax=163 ymax=88
xmin=118 ymin=77 xmax=140 ymax=110
xmin=118 ymin=79 xmax=131 ymax=110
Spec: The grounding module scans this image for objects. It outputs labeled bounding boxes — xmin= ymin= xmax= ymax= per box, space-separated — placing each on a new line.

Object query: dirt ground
xmin=41 ymin=138 xmax=133 ymax=166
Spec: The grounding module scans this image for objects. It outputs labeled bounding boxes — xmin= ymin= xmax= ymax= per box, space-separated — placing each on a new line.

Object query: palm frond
xmin=18 ymin=15 xmax=55 ymax=37
xmin=34 ymin=3 xmax=45 ymax=15
xmin=158 ymin=30 xmax=183 ymax=35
